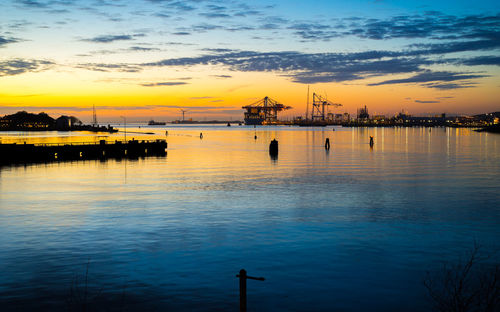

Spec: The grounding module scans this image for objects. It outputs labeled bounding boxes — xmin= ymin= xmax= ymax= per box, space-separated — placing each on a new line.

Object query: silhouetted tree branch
xmin=424 ymin=242 xmax=500 ymax=312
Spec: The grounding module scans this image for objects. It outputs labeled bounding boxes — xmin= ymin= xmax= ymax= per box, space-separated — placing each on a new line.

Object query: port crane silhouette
xmin=242 ymin=96 xmax=292 ymax=125
xmin=310 ymin=93 xmax=342 ymax=121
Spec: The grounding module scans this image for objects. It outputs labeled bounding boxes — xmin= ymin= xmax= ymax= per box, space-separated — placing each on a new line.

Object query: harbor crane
xmin=242 ymin=96 xmax=292 ymax=125
xmin=311 ymin=93 xmax=342 ymax=121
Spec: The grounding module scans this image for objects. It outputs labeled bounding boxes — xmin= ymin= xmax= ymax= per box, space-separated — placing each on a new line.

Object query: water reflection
xmin=0 ymin=126 xmax=499 ymax=311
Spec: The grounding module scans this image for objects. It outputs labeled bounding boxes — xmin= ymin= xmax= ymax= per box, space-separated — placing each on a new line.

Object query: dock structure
xmin=0 ymin=139 xmax=167 ymax=165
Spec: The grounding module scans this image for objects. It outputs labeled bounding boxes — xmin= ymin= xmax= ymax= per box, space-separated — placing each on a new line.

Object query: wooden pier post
xmin=369 ymin=136 xmax=374 ymax=147
xmin=325 ymin=138 xmax=330 ymax=150
xmin=236 ymin=269 xmax=265 ymax=312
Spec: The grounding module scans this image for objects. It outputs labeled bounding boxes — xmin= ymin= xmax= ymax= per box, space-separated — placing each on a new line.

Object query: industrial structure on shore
xmin=242 ymin=96 xmax=292 ymax=125
xmin=295 ymin=92 xmax=343 ymax=126
xmin=241 ymin=91 xmax=345 ymax=126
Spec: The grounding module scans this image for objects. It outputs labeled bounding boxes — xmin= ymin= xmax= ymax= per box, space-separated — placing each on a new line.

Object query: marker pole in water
xmin=236 ymin=269 xmax=265 ymax=312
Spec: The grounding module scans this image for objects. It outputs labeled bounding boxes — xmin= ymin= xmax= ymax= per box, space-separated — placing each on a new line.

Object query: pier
xmin=0 ymin=139 xmax=167 ymax=165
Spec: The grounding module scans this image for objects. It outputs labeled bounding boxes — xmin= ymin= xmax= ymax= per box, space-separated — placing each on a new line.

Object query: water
xmin=0 ymin=126 xmax=499 ymax=311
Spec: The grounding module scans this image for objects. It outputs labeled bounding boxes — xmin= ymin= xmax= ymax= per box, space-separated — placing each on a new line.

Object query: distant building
xmin=326 ymin=113 xmax=350 ymax=123
xmin=56 ymin=116 xmax=72 ymax=130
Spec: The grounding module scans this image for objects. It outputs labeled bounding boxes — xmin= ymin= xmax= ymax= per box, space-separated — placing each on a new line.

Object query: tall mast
xmin=92 ymin=104 xmax=97 ymax=126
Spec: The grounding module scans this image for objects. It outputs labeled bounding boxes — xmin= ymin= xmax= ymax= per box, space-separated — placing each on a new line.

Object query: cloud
xmin=415 ymin=100 xmax=440 ymax=103
xmin=409 ymin=38 xmax=500 ymax=55
xmin=77 ymin=63 xmax=142 ymax=72
xmin=151 ymin=1 xmax=195 ymax=12
xmin=18 ymin=0 xmax=48 ymax=8
xmin=128 ymin=46 xmax=160 ymax=52
xmin=211 ymin=75 xmax=232 ymax=78
xmin=164 ymin=41 xmax=197 ymax=46
xmin=140 ymin=82 xmax=189 ymax=87
xmin=191 ymin=23 xmax=223 ymax=32
xmin=0 ymin=59 xmax=54 ymax=77
xmin=461 ymin=56 xmax=500 ymax=66
xmin=190 ymin=96 xmax=214 ymax=99
xmin=142 ymin=50 xmax=429 ymax=84
xmin=199 ymin=12 xmax=231 ymax=19
xmin=368 ymin=71 xmax=488 ymax=88
xmin=287 ymin=23 xmax=338 ymax=41
xmin=284 ymin=12 xmax=500 ymax=46
xmin=82 ymin=34 xmax=135 ymax=43
xmin=0 ymin=36 xmax=20 ymax=47
xmin=422 ymin=82 xmax=478 ymax=90
xmin=75 ymin=39 xmax=494 ymax=88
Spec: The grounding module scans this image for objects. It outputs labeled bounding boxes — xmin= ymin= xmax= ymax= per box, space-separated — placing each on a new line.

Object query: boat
xmin=148 ymin=120 xmax=166 ymax=125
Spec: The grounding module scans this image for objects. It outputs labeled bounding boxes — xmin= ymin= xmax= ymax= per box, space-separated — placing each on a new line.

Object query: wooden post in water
xmin=325 ymin=138 xmax=330 ymax=150
xmin=238 ymin=269 xmax=247 ymax=312
xmin=269 ymin=139 xmax=278 ymax=156
xmin=236 ymin=269 xmax=265 ymax=312
xmin=369 ymin=136 xmax=374 ymax=147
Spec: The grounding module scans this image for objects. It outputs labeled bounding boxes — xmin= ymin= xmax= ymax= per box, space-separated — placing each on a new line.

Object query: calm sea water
xmin=0 ymin=125 xmax=499 ymax=311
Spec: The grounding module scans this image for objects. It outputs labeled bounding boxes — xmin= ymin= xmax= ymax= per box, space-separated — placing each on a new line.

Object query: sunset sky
xmin=0 ymin=0 xmax=499 ymax=122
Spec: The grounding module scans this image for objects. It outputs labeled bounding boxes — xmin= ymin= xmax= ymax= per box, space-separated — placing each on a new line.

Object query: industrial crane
xmin=311 ymin=93 xmax=342 ymax=121
xmin=242 ymin=96 xmax=292 ymax=125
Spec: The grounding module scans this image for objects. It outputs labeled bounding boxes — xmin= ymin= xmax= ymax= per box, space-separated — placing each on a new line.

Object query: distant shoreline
xmin=0 ymin=125 xmax=117 ymax=133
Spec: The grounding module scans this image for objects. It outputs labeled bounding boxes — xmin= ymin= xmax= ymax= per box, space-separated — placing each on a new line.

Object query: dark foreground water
xmin=0 ymin=126 xmax=499 ymax=311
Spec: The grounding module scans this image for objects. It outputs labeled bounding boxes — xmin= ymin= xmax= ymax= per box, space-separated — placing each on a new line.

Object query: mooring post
xmin=236 ymin=269 xmax=265 ymax=312
xmin=325 ymin=138 xmax=330 ymax=150
xmin=369 ymin=136 xmax=374 ymax=147
xmin=269 ymin=139 xmax=278 ymax=156
xmin=200 ymin=132 xmax=203 ymax=139
xmin=239 ymin=269 xmax=247 ymax=312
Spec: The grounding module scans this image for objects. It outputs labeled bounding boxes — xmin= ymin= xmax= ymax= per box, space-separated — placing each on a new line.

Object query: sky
xmin=0 ymin=0 xmax=499 ymax=122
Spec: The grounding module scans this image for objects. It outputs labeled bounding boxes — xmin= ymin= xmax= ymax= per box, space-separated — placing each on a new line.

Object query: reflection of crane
xmin=179 ymin=109 xmax=188 ymax=121
xmin=311 ymin=93 xmax=342 ymax=121
xmin=242 ymin=96 xmax=292 ymax=125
